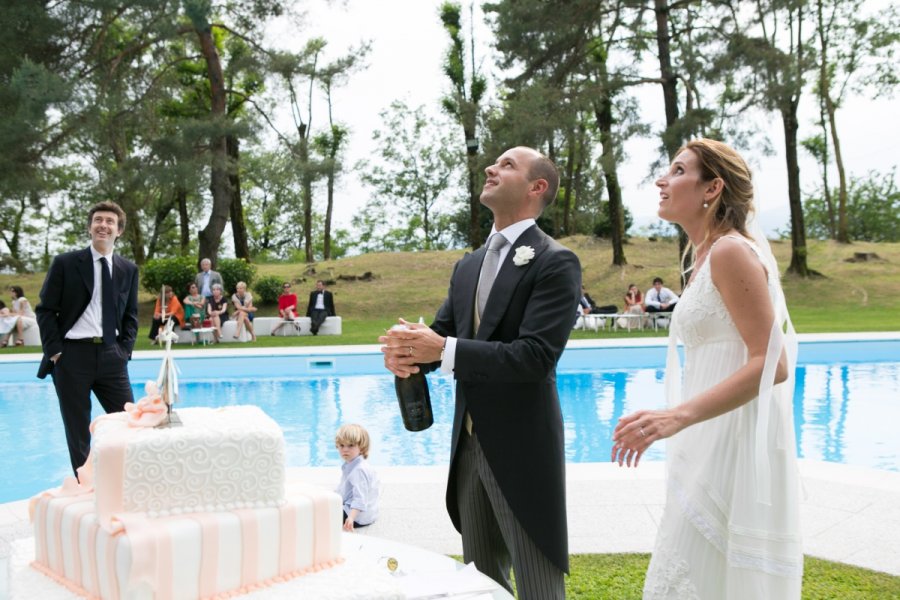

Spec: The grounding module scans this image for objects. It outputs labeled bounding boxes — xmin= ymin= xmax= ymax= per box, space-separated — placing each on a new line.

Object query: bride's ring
xmin=639 ymin=427 xmax=646 ymax=438
xmin=408 ymin=346 xmax=414 ymax=357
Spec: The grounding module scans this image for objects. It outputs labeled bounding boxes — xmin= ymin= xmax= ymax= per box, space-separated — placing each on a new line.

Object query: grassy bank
xmin=2 ymin=237 xmax=898 ymax=352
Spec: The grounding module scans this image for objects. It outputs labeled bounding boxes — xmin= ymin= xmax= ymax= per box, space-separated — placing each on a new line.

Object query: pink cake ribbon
xmin=29 ymin=381 xmax=167 ymax=523
xmin=123 ymin=387 xmax=168 ymax=428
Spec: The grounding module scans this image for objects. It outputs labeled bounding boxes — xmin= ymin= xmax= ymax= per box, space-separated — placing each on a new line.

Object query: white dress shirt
xmin=66 ymin=247 xmax=115 ymax=340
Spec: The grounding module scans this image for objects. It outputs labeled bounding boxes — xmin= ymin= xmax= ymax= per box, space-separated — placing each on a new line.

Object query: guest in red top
xmin=149 ymin=285 xmax=185 ymax=342
xmin=271 ymin=282 xmax=299 ymax=336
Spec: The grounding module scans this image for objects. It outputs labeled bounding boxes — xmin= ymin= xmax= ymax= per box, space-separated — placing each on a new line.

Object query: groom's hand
xmin=378 ymin=319 xmax=446 ymax=377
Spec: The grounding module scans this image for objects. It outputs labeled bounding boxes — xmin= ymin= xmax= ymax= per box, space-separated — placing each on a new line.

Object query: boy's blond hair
xmin=335 ymin=423 xmax=371 ymax=459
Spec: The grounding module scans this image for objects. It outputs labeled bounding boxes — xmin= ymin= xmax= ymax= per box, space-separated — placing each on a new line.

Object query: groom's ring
xmin=639 ymin=427 xmax=646 ymax=438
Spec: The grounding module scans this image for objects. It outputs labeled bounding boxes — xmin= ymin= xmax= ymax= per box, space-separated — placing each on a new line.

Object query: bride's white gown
xmin=643 ymin=237 xmax=803 ymax=599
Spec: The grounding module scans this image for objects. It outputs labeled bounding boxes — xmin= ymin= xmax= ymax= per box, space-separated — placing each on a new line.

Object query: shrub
xmin=253 ymin=275 xmax=284 ymax=305
xmin=141 ymin=257 xmax=196 ymax=296
xmin=218 ymin=258 xmax=257 ymax=295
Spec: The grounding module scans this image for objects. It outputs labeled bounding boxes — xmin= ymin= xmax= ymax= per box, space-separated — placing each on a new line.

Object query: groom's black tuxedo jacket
xmin=427 ymin=224 xmax=581 ymax=573
xmin=35 ymin=247 xmax=140 ymax=379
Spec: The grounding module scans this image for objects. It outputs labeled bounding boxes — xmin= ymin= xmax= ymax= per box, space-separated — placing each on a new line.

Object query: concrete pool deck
xmin=2 ymin=459 xmax=898 ymax=584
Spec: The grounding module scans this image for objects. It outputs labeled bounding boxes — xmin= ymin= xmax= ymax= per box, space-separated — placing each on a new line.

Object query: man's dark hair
xmin=529 ymin=155 xmax=560 ymax=208
xmin=87 ymin=201 xmax=127 ymax=234
xmin=653 ymin=277 xmax=664 ymax=285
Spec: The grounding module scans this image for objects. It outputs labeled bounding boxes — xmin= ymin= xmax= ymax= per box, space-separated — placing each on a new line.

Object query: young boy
xmin=335 ymin=423 xmax=380 ymax=531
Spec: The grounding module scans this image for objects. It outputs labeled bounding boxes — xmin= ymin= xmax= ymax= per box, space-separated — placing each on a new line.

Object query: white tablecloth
xmin=5 ymin=533 xmax=513 ymax=600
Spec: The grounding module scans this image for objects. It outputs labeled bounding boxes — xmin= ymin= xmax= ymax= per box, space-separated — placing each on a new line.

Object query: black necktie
xmin=100 ymin=256 xmax=116 ymax=344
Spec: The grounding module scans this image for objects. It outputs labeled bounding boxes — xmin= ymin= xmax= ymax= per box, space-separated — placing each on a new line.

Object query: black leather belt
xmin=65 ymin=337 xmax=104 ymax=344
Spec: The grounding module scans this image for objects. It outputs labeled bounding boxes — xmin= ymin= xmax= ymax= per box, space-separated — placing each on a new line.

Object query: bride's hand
xmin=611 ymin=409 xmax=683 ymax=467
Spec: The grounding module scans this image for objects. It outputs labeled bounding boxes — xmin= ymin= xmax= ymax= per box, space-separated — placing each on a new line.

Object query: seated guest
xmin=231 ymin=281 xmax=257 ymax=342
xmin=149 ymin=285 xmax=185 ymax=342
xmin=183 ymin=282 xmax=206 ymax=330
xmin=0 ymin=285 xmax=37 ymax=347
xmin=207 ymin=284 xmax=228 ymax=343
xmin=306 ymin=279 xmax=335 ymax=336
xmin=578 ymin=285 xmax=596 ymax=314
xmin=624 ymin=283 xmax=643 ymax=312
xmin=617 ymin=283 xmax=645 ymax=330
xmin=272 ymin=282 xmax=299 ymax=336
xmin=645 ymin=276 xmax=679 ymax=313
xmin=334 ymin=423 xmax=380 ymax=532
xmin=0 ymin=301 xmax=19 ymax=347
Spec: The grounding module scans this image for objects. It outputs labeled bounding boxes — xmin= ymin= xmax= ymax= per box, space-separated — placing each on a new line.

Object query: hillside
xmin=2 ymin=237 xmax=899 ymax=333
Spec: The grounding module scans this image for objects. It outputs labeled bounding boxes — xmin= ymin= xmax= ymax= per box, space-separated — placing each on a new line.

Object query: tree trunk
xmin=465 ymin=125 xmax=480 ymax=249
xmin=825 ymin=95 xmax=850 ymax=244
xmin=654 ymin=0 xmax=681 ymax=160
xmin=0 ymin=198 xmax=27 ymax=272
xmin=654 ymin=0 xmax=690 ymax=279
xmin=816 ymin=95 xmax=836 ymax=238
xmin=594 ymin=97 xmax=626 ymax=266
xmin=815 ymin=0 xmax=845 ymax=242
xmin=296 ymin=129 xmax=313 ymax=262
xmin=126 ymin=207 xmax=145 ymax=265
xmin=561 ymin=133 xmax=576 ymax=236
xmin=177 ymin=187 xmax=189 ymax=256
xmin=783 ymin=105 xmax=810 ymax=276
xmin=227 ymin=135 xmax=250 ymax=260
xmin=323 ymin=167 xmax=334 ymax=260
xmin=824 ymin=89 xmax=849 ymax=243
xmin=146 ymin=198 xmax=176 ymax=260
xmin=193 ymin=21 xmax=231 ymax=266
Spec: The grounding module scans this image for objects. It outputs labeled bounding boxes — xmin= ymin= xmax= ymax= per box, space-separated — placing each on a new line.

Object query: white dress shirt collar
xmin=90 ymin=245 xmax=114 ymax=273
xmin=488 ymin=218 xmax=536 ymax=248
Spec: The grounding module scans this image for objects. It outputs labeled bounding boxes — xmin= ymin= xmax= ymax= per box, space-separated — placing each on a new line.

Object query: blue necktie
xmin=100 ymin=256 xmax=117 ymax=344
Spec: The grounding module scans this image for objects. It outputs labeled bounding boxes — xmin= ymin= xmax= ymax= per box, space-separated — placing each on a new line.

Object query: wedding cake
xmin=29 ymin=402 xmax=344 ymax=600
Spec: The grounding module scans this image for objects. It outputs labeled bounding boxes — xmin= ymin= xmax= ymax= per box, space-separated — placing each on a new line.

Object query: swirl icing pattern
xmin=103 ymin=406 xmax=286 ymax=515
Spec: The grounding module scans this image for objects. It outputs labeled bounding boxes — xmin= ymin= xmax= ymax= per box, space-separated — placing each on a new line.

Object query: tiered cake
xmin=29 ymin=405 xmax=342 ymax=600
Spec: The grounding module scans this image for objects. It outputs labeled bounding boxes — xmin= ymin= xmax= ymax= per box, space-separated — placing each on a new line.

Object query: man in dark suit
xmin=306 ymin=279 xmax=335 ymax=335
xmin=381 ymin=147 xmax=581 ymax=598
xmin=36 ymin=201 xmax=140 ymax=477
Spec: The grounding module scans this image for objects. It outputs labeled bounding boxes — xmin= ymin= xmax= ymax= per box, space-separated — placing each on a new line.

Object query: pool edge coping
xmin=1 ymin=330 xmax=898 ymax=363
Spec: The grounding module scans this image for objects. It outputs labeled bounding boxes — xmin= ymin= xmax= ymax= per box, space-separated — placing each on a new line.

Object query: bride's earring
xmin=703 ymin=201 xmax=709 ymax=208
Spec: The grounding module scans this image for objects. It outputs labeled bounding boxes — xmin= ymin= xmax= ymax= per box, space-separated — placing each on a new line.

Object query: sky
xmin=265 ymin=0 xmax=900 ymax=239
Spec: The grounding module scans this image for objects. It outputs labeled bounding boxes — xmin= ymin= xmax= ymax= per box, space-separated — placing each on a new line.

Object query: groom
xmin=381 ymin=147 xmax=581 ymax=598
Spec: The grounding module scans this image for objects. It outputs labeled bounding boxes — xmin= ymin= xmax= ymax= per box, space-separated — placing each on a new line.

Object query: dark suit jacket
xmin=427 ymin=225 xmax=581 ymax=573
xmin=35 ymin=247 xmax=140 ymax=379
xmin=306 ymin=290 xmax=335 ymax=317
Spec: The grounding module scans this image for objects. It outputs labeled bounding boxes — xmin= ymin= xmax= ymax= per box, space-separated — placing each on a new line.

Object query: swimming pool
xmin=1 ymin=335 xmax=897 ymax=503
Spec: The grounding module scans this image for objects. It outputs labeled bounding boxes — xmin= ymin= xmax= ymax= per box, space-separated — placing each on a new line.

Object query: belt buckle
xmin=92 ymin=336 xmax=102 ymax=344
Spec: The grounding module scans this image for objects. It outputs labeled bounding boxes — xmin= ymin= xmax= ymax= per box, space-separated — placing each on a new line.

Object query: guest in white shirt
xmin=645 ymin=276 xmax=679 ymax=313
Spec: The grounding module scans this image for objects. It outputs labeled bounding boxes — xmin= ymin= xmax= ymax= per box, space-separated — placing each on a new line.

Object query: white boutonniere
xmin=512 ymin=245 xmax=535 ymax=266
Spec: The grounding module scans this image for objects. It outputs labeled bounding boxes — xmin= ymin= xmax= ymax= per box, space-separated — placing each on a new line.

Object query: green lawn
xmin=449 ymin=554 xmax=900 ymax=598
xmin=565 ymin=554 xmax=900 ymax=599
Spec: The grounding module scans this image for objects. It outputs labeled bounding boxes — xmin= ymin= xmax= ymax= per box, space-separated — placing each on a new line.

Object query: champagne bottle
xmin=391 ymin=323 xmax=434 ymax=432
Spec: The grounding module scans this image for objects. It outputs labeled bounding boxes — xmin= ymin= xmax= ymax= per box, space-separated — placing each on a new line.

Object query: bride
xmin=611 ymin=139 xmax=802 ymax=598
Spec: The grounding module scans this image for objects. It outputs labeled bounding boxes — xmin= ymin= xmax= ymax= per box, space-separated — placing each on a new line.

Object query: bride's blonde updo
xmin=680 ymin=138 xmax=755 ymax=243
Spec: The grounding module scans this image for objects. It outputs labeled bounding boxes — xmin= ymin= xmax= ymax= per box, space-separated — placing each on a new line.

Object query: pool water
xmin=1 ymin=340 xmax=898 ymax=503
